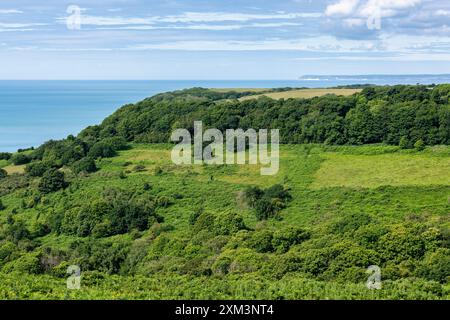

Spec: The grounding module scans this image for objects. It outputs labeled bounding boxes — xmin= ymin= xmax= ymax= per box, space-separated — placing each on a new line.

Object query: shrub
xmin=377 ymin=225 xmax=427 ymax=262
xmin=25 ymin=161 xmax=51 ymax=177
xmin=60 ymin=190 xmax=163 ymax=237
xmin=0 ymin=152 xmax=12 ymax=160
xmin=38 ymin=169 xmax=67 ymax=194
xmin=0 ymin=199 xmax=5 ymax=210
xmin=255 ymin=198 xmax=284 ymax=221
xmin=0 ymin=168 xmax=7 ymax=179
xmin=4 ymin=220 xmax=31 ymax=243
xmin=188 ymin=209 xmax=203 ymax=226
xmin=0 ymin=241 xmax=20 ymax=267
xmin=414 ymin=139 xmax=425 ymax=151
xmin=133 ymin=164 xmax=146 ymax=172
xmin=399 ymin=136 xmax=409 ymax=149
xmin=212 ymin=253 xmax=233 ymax=275
xmin=72 ymin=157 xmax=97 ymax=174
xmin=228 ymin=249 xmax=267 ymax=274
xmin=2 ymin=252 xmax=43 ymax=274
xmin=193 ymin=212 xmax=215 ymax=233
xmin=417 ymin=248 xmax=450 ymax=283
xmin=243 ymin=186 xmax=264 ymax=207
xmin=272 ymin=227 xmax=310 ymax=253
xmin=101 ymin=137 xmax=129 ymax=151
xmin=244 ymin=184 xmax=292 ymax=221
xmin=214 ymin=213 xmax=246 ymax=236
xmin=332 ymin=212 xmax=372 ymax=234
xmin=88 ymin=141 xmax=116 ymax=159
xmin=248 ymin=230 xmax=274 ymax=253
xmin=11 ymin=153 xmax=30 ymax=165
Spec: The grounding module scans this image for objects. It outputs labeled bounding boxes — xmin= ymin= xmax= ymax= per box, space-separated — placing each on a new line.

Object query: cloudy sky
xmin=0 ymin=0 xmax=449 ymax=79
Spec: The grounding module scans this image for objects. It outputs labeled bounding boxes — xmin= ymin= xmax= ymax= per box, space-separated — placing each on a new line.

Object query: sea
xmin=1 ymin=75 xmax=450 ymax=152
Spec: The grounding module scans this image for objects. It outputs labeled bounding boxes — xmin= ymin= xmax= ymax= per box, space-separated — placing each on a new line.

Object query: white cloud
xmin=0 ymin=22 xmax=46 ymax=28
xmin=57 ymin=11 xmax=321 ymax=27
xmin=157 ymin=11 xmax=321 ymax=23
xmin=326 ymin=0 xmax=422 ymax=19
xmin=57 ymin=15 xmax=156 ymax=26
xmin=325 ymin=0 xmax=360 ymax=17
xmin=98 ymin=22 xmax=303 ymax=31
xmin=125 ymin=37 xmax=381 ymax=52
xmin=435 ymin=10 xmax=450 ymax=16
xmin=0 ymin=29 xmax=35 ymax=33
xmin=358 ymin=0 xmax=422 ymax=18
xmin=0 ymin=9 xmax=23 ymax=14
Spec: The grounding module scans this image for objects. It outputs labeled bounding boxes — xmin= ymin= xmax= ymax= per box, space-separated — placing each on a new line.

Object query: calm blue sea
xmin=1 ymin=76 xmax=450 ymax=152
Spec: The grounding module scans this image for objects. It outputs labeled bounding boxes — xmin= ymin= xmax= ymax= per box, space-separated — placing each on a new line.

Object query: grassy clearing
xmin=311 ymin=153 xmax=450 ymax=189
xmin=239 ymin=88 xmax=362 ymax=101
xmin=3 ymin=164 xmax=25 ymax=175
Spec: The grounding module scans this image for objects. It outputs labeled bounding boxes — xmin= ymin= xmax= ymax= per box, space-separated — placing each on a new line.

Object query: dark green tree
xmin=38 ymin=169 xmax=67 ymax=193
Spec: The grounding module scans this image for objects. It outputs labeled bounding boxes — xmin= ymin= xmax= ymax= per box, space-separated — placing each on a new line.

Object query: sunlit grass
xmin=311 ymin=153 xmax=450 ymax=189
xmin=240 ymin=88 xmax=362 ymax=101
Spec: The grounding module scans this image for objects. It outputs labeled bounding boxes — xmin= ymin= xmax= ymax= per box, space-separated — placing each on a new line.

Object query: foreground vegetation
xmin=0 ymin=85 xmax=449 ymax=299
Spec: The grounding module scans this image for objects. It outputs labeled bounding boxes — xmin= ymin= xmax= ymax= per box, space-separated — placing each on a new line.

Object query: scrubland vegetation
xmin=0 ymin=85 xmax=449 ymax=299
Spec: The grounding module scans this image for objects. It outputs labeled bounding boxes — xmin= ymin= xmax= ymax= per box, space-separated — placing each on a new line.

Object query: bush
xmin=25 ymin=161 xmax=51 ymax=177
xmin=272 ymin=227 xmax=310 ymax=253
xmin=11 ymin=153 xmax=30 ymax=165
xmin=4 ymin=219 xmax=31 ymax=243
xmin=332 ymin=212 xmax=372 ymax=234
xmin=244 ymin=184 xmax=292 ymax=221
xmin=0 ymin=199 xmax=5 ymax=211
xmin=417 ymin=248 xmax=450 ymax=283
xmin=59 ymin=189 xmax=163 ymax=237
xmin=0 ymin=168 xmax=7 ymax=179
xmin=88 ymin=141 xmax=116 ymax=159
xmin=377 ymin=225 xmax=427 ymax=262
xmin=38 ymin=169 xmax=67 ymax=194
xmin=414 ymin=139 xmax=425 ymax=151
xmin=399 ymin=136 xmax=410 ymax=149
xmin=0 ymin=241 xmax=20 ymax=267
xmin=214 ymin=213 xmax=246 ymax=236
xmin=2 ymin=251 xmax=43 ymax=274
xmin=101 ymin=137 xmax=129 ymax=151
xmin=72 ymin=157 xmax=97 ymax=174
xmin=0 ymin=152 xmax=12 ymax=160
xmin=133 ymin=164 xmax=146 ymax=172
xmin=193 ymin=212 xmax=215 ymax=233
xmin=248 ymin=230 xmax=274 ymax=253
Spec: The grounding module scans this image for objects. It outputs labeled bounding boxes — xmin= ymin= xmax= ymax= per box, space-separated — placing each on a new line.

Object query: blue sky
xmin=0 ymin=0 xmax=450 ymax=79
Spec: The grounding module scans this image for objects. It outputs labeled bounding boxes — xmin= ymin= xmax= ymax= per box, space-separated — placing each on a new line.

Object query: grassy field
xmin=0 ymin=143 xmax=449 ymax=299
xmin=311 ymin=152 xmax=450 ymax=189
xmin=3 ymin=164 xmax=26 ymax=175
xmin=239 ymin=88 xmax=362 ymax=100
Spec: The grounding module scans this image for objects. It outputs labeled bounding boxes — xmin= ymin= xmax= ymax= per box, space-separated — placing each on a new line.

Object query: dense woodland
xmin=0 ymin=85 xmax=449 ymax=299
